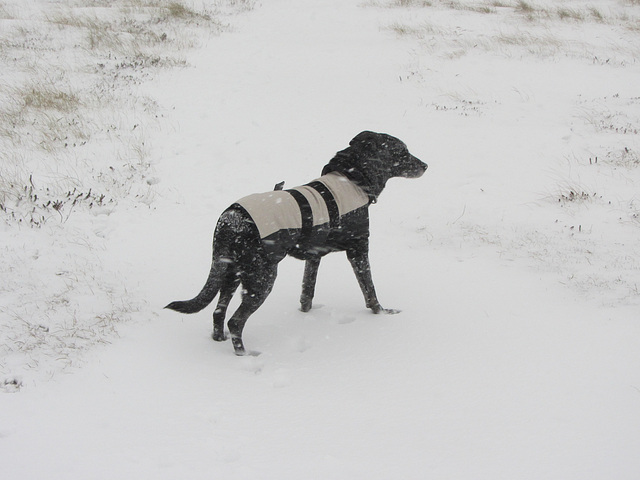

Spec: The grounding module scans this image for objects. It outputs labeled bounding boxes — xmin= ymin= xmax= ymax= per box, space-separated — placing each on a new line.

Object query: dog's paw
xmin=371 ymin=306 xmax=401 ymax=315
xmin=212 ymin=331 xmax=228 ymax=342
xmin=231 ymin=337 xmax=261 ymax=357
xmin=300 ymin=302 xmax=325 ymax=313
xmin=236 ymin=349 xmax=261 ymax=357
xmin=299 ymin=301 xmax=312 ymax=313
xmin=382 ymin=308 xmax=401 ymax=315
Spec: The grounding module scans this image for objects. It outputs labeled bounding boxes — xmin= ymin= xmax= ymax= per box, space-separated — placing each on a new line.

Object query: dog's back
xmin=235 ymin=171 xmax=369 ymax=241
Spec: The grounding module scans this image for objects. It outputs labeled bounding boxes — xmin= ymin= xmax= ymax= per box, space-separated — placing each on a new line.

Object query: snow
xmin=2 ymin=0 xmax=640 ymax=478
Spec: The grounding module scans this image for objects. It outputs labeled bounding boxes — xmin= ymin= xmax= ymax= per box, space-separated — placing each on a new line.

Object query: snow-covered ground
xmin=2 ymin=0 xmax=640 ymax=478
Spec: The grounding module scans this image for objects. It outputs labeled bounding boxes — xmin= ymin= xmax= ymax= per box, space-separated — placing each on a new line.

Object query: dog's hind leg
xmin=212 ymin=268 xmax=240 ymax=342
xmin=300 ymin=257 xmax=321 ymax=312
xmin=228 ymin=263 xmax=278 ymax=356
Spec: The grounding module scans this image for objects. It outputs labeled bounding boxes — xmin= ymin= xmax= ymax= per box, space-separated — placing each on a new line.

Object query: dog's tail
xmin=164 ymin=258 xmax=228 ymax=314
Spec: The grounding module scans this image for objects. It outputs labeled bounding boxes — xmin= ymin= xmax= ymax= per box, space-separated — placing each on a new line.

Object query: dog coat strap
xmin=285 ymin=189 xmax=313 ymax=238
xmin=306 ymin=181 xmax=339 ymax=229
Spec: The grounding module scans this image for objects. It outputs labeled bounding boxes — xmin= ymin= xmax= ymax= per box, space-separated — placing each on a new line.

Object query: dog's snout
xmin=415 ymin=156 xmax=428 ymax=173
xmin=405 ymin=155 xmax=428 ymax=178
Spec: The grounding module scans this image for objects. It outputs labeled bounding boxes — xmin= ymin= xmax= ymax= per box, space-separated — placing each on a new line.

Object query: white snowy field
xmin=2 ymin=0 xmax=640 ymax=478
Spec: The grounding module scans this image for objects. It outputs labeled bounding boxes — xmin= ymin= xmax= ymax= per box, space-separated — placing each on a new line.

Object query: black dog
xmin=166 ymin=131 xmax=427 ymax=355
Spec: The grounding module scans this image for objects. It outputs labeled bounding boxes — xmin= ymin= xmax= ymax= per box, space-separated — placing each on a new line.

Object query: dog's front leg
xmin=300 ymin=257 xmax=321 ymax=312
xmin=347 ymin=243 xmax=400 ymax=315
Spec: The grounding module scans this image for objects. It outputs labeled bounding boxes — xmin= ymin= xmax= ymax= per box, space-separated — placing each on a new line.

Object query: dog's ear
xmin=349 ymin=131 xmax=379 ymax=152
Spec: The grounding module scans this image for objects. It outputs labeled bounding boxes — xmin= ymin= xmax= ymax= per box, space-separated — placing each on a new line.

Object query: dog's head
xmin=323 ymin=131 xmax=427 ymax=202
xmin=348 ymin=131 xmax=427 ymax=179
